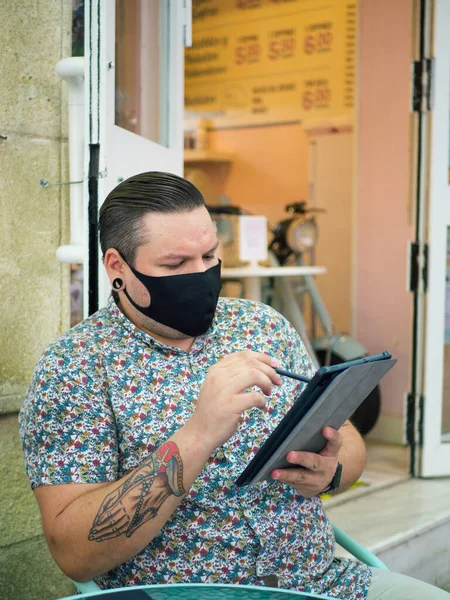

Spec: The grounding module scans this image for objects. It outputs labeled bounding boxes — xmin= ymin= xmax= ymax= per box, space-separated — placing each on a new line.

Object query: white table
xmin=221 ymin=265 xmax=327 ymax=302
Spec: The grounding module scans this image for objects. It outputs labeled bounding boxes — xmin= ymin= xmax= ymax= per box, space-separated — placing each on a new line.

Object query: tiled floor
xmin=364 ymin=440 xmax=409 ymax=474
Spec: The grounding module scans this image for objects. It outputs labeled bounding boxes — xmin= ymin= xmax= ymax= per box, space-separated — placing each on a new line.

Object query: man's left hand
xmin=270 ymin=427 xmax=342 ymax=498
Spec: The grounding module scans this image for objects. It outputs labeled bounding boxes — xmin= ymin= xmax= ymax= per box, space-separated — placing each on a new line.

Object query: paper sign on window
xmin=239 ymin=216 xmax=268 ymax=263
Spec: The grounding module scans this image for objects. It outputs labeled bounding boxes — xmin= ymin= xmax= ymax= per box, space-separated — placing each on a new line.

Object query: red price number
xmin=304 ymin=31 xmax=333 ymax=55
xmin=302 ymin=87 xmax=331 ymax=111
xmin=268 ymin=37 xmax=296 ymax=60
xmin=235 ymin=43 xmax=261 ymax=65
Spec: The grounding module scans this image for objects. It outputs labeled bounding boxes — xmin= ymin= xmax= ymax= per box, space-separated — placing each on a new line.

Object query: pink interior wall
xmin=356 ymin=0 xmax=414 ymax=419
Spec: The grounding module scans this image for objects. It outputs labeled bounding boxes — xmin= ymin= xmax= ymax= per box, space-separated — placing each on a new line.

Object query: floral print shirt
xmin=19 ymin=296 xmax=371 ymax=598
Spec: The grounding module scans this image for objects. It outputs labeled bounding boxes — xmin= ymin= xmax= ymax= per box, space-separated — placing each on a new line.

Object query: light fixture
xmin=270 ymin=202 xmax=324 ymax=264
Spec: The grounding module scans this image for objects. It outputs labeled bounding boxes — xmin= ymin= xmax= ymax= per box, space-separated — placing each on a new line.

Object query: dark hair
xmin=99 ymin=171 xmax=205 ymax=265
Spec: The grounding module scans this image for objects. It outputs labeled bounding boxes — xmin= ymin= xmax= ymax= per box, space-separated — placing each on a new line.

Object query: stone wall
xmin=0 ymin=1 xmax=74 ymax=598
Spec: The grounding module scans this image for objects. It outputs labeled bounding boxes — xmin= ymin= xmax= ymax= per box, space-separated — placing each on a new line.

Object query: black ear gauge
xmin=112 ymin=278 xmax=124 ymax=291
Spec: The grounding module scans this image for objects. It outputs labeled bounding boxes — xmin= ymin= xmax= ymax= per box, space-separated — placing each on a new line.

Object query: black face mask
xmin=123 ymin=260 xmax=222 ymax=337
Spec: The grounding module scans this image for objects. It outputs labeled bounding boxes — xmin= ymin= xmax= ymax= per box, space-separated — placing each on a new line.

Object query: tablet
xmin=235 ymin=351 xmax=396 ymax=487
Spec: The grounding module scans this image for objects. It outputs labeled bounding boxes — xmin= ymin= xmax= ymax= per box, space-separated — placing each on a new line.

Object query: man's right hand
xmin=190 ymin=351 xmax=282 ymax=449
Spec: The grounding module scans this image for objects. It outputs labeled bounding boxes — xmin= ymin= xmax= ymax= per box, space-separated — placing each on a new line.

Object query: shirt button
xmin=228 ymin=454 xmax=236 ymax=463
xmin=256 ymin=565 xmax=264 ymax=576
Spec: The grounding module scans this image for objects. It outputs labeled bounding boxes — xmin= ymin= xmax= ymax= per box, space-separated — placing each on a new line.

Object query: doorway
xmin=181 ymin=0 xmax=411 ymax=489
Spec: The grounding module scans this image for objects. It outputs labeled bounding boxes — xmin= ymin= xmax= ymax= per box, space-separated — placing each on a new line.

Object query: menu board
xmin=185 ymin=0 xmax=357 ymax=129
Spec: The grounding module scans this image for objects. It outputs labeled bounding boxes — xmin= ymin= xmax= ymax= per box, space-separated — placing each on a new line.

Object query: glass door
xmin=419 ymin=0 xmax=450 ymax=476
xmin=85 ymin=0 xmax=189 ymax=310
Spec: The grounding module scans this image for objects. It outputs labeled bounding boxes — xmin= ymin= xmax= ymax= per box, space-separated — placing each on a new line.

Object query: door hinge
xmin=406 ymin=393 xmax=424 ymax=446
xmin=412 ymin=58 xmax=434 ymax=112
xmin=408 ymin=242 xmax=428 ymax=292
xmin=408 ymin=242 xmax=419 ymax=292
xmin=422 ymin=242 xmax=429 ymax=292
xmin=418 ymin=395 xmax=424 ymax=446
xmin=406 ymin=393 xmax=416 ymax=445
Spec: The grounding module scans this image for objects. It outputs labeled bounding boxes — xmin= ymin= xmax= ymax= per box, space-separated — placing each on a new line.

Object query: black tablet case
xmin=236 ymin=357 xmax=396 ymax=486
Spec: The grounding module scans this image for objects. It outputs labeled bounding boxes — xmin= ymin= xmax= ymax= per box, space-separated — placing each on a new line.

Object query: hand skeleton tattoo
xmin=88 ymin=441 xmax=185 ymax=543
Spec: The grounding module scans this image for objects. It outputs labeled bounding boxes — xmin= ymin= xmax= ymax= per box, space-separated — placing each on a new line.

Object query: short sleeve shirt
xmin=19 ymin=296 xmax=371 ymax=598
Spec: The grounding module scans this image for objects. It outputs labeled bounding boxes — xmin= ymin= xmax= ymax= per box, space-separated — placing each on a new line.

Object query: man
xmin=20 ymin=172 xmax=449 ymax=599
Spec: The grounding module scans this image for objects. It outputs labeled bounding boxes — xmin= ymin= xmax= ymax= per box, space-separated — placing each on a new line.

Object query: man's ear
xmin=104 ymin=248 xmax=126 ymax=283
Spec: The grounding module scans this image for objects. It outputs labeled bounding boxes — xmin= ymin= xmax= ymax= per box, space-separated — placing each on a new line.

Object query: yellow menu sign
xmin=185 ymin=0 xmax=357 ymax=129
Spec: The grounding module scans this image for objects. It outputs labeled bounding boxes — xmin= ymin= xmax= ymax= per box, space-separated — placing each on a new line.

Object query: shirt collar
xmin=106 ymin=295 xmax=221 ymax=355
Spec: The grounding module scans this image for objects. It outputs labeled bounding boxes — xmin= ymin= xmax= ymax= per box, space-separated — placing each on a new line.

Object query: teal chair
xmin=71 ymin=523 xmax=387 ymax=596
xmin=332 ymin=523 xmax=388 ymax=570
xmin=64 ymin=582 xmax=364 ymax=599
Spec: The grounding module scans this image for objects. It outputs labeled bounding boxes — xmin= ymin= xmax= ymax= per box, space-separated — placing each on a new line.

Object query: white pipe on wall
xmin=56 ymin=244 xmax=84 ymax=264
xmin=55 ymin=57 xmax=85 ymax=263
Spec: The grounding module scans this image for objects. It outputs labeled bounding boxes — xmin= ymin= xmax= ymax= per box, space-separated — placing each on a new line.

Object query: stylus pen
xmin=275 ymin=368 xmax=311 ymax=384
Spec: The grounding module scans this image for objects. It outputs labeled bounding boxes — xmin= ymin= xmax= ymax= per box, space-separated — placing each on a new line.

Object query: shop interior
xmin=179 ymin=0 xmax=411 ymax=501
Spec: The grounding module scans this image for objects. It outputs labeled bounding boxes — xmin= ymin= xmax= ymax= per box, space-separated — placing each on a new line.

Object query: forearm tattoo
xmin=88 ymin=441 xmax=185 ymax=542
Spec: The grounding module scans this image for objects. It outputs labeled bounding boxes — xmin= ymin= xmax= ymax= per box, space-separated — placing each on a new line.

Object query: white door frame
xmin=85 ymin=0 xmax=189 ymax=313
xmin=419 ymin=0 xmax=450 ymax=476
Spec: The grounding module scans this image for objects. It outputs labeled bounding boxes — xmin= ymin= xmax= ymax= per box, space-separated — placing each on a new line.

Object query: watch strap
xmin=321 ymin=461 xmax=342 ymax=494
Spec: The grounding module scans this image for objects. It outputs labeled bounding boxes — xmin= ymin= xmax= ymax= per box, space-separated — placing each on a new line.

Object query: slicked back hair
xmin=99 ymin=171 xmax=206 ymax=265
